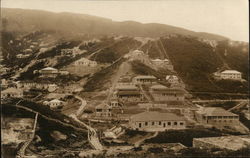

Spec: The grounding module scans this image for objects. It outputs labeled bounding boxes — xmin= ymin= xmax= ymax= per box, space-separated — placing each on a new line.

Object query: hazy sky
xmin=2 ymin=0 xmax=249 ymax=41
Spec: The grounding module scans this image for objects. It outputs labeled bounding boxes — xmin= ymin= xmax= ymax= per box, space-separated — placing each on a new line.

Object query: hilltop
xmin=2 ymin=8 xmax=228 ymax=41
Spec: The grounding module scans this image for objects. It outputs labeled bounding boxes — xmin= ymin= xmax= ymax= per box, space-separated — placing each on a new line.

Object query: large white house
xmin=214 ymin=70 xmax=242 ymax=80
xmin=129 ymin=111 xmax=186 ymax=132
xmin=39 ymin=67 xmax=59 ymax=78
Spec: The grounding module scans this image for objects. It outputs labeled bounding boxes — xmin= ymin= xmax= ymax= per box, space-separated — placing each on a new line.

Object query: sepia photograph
xmin=1 ymin=0 xmax=249 ymax=157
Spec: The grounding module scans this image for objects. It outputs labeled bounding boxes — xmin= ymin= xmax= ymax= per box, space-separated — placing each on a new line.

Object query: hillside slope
xmin=2 ymin=8 xmax=228 ymax=41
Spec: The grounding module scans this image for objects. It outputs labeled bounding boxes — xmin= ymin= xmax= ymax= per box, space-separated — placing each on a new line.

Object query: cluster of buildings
xmin=17 ymin=81 xmax=58 ymax=92
xmin=214 ymin=70 xmax=242 ymax=80
xmin=113 ymin=75 xmax=185 ymax=103
xmin=61 ymin=47 xmax=86 ymax=57
xmin=124 ymin=50 xmax=174 ymax=71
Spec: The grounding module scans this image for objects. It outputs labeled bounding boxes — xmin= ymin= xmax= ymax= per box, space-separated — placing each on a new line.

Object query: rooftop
xmin=166 ymin=75 xmax=178 ymax=80
xmin=134 ymin=75 xmax=157 ymax=79
xmin=96 ymin=103 xmax=111 ymax=109
xmin=197 ymin=107 xmax=238 ymax=117
xmin=130 ymin=111 xmax=185 ymax=122
xmin=49 ymin=99 xmax=63 ymax=103
xmin=117 ymin=90 xmax=141 ymax=95
xmin=116 ymin=84 xmax=138 ymax=90
xmin=221 ymin=70 xmax=241 ymax=74
xmin=151 ymin=58 xmax=169 ymax=62
xmin=151 ymin=88 xmax=185 ymax=93
xmin=2 ymin=87 xmax=23 ymax=93
xmin=41 ymin=67 xmax=58 ymax=71
xmin=150 ymin=84 xmax=168 ymax=90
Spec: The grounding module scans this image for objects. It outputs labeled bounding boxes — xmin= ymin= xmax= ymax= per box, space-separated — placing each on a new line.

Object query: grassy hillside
xmin=160 ymin=36 xmax=249 ymax=94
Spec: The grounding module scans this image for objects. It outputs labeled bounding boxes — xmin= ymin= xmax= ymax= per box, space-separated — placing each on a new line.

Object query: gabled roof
xmin=151 ymin=58 xmax=169 ymax=62
xmin=151 ymin=59 xmax=162 ymax=62
xmin=2 ymin=87 xmax=23 ymax=93
xmin=166 ymin=75 xmax=178 ymax=80
xmin=130 ymin=111 xmax=185 ymax=122
xmin=198 ymin=107 xmax=238 ymax=116
xmin=117 ymin=91 xmax=141 ymax=96
xmin=134 ymin=75 xmax=157 ymax=80
xmin=150 ymin=84 xmax=168 ymax=90
xmin=151 ymin=87 xmax=184 ymax=93
xmin=41 ymin=67 xmax=58 ymax=71
xmin=221 ymin=70 xmax=241 ymax=74
xmin=116 ymin=85 xmax=138 ymax=90
xmin=132 ymin=50 xmax=144 ymax=54
xmin=96 ymin=103 xmax=111 ymax=109
xmin=76 ymin=57 xmax=90 ymax=62
xmin=49 ymin=99 xmax=62 ymax=103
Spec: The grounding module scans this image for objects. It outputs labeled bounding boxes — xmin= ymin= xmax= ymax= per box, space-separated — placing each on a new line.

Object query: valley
xmin=1 ymin=8 xmax=249 ymax=158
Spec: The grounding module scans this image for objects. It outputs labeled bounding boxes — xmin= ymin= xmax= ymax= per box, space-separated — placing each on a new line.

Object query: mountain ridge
xmin=2 ymin=8 xmax=229 ymax=41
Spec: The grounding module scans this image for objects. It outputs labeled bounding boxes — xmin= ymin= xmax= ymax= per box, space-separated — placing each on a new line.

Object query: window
xmin=152 ymin=122 xmax=155 ymax=126
xmin=174 ymin=122 xmax=178 ymax=125
xmin=159 ymin=121 xmax=162 ymax=125
xmin=163 ymin=123 xmax=166 ymax=127
xmin=168 ymin=122 xmax=171 ymax=126
xmin=139 ymin=123 xmax=142 ymax=128
xmin=145 ymin=122 xmax=148 ymax=126
xmin=180 ymin=122 xmax=184 ymax=126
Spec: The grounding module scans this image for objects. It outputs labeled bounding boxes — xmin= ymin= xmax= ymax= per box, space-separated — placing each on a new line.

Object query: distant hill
xmin=2 ymin=8 xmax=228 ymax=41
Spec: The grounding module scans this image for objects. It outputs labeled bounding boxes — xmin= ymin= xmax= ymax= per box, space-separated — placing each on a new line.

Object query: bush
xmin=148 ymin=147 xmax=164 ymax=153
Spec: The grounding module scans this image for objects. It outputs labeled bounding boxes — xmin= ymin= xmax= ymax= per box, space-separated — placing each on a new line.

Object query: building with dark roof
xmin=95 ymin=103 xmax=112 ymax=117
xmin=129 ymin=111 xmax=186 ymax=132
xmin=132 ymin=75 xmax=157 ymax=85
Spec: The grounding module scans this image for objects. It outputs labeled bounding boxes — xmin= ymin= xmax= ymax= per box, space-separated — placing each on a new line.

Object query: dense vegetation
xmin=159 ymin=36 xmax=249 ymax=95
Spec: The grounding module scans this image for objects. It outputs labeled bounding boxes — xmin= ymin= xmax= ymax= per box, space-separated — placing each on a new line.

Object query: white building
xmin=16 ymin=54 xmax=30 ymax=59
xmin=129 ymin=111 xmax=186 ymax=132
xmin=166 ymin=75 xmax=179 ymax=84
xmin=1 ymin=88 xmax=23 ymax=99
xmin=39 ymin=67 xmax=59 ymax=78
xmin=74 ymin=58 xmax=97 ymax=67
xmin=44 ymin=99 xmax=64 ymax=110
xmin=214 ymin=70 xmax=242 ymax=80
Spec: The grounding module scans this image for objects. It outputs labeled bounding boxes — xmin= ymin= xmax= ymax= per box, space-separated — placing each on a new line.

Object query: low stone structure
xmin=193 ymin=135 xmax=250 ymax=151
